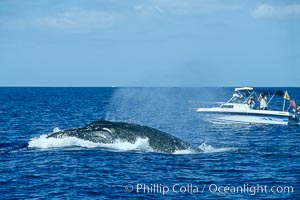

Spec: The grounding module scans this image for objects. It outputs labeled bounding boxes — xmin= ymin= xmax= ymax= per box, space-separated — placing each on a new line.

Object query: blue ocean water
xmin=0 ymin=87 xmax=299 ymax=199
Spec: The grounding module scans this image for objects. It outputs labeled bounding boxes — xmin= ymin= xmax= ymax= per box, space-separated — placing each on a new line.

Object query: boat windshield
xmin=228 ymin=89 xmax=254 ymax=104
xmin=229 ymin=96 xmax=247 ymax=103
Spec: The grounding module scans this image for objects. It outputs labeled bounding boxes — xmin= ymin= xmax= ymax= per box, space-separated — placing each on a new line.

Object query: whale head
xmin=47 ymin=120 xmax=200 ymax=153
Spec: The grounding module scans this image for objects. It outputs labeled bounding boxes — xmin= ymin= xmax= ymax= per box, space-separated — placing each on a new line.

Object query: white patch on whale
xmin=102 ymin=127 xmax=112 ymax=134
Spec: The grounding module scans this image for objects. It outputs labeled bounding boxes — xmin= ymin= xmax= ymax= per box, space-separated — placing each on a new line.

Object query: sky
xmin=0 ymin=0 xmax=300 ymax=87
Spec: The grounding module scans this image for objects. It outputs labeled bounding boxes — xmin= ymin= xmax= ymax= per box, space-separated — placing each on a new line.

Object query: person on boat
xmin=291 ymin=100 xmax=300 ymax=114
xmin=258 ymin=93 xmax=267 ymax=110
xmin=247 ymin=97 xmax=256 ymax=109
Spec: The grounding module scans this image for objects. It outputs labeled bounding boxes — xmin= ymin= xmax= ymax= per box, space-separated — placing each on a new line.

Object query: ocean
xmin=0 ymin=87 xmax=299 ymax=199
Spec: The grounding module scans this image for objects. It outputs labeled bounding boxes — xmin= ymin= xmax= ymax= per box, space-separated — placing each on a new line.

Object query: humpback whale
xmin=47 ymin=120 xmax=200 ymax=153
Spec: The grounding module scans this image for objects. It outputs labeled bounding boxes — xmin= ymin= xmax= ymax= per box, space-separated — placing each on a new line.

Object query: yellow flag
xmin=284 ymin=91 xmax=290 ymax=100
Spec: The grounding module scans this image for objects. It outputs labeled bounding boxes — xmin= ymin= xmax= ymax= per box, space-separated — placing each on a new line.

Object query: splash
xmin=28 ymin=135 xmax=154 ymax=152
xmin=173 ymin=143 xmax=235 ymax=154
xmin=100 ymin=138 xmax=153 ymax=152
xmin=28 ymin=135 xmax=101 ymax=149
xmin=173 ymin=149 xmax=197 ymax=154
xmin=53 ymin=127 xmax=61 ymax=133
xmin=198 ymin=143 xmax=235 ymax=153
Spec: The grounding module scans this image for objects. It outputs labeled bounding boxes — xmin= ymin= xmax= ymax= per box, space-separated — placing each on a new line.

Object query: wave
xmin=0 ymin=142 xmax=28 ymax=153
xmin=28 ymin=134 xmax=234 ymax=154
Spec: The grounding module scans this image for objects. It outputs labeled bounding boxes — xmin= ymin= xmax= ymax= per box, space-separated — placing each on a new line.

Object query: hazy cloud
xmin=135 ymin=0 xmax=241 ymax=16
xmin=134 ymin=5 xmax=164 ymax=17
xmin=252 ymin=4 xmax=300 ymax=19
xmin=35 ymin=8 xmax=119 ymax=32
xmin=0 ymin=7 xmax=119 ymax=32
xmin=1 ymin=1 xmax=242 ymax=32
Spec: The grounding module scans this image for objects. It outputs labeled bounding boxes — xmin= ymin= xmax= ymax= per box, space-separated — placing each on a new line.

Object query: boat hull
xmin=201 ymin=113 xmax=289 ymax=125
xmin=197 ymin=108 xmax=291 ymax=125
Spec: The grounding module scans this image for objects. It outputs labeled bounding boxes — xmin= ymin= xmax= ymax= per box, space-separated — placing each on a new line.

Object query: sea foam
xmin=198 ymin=143 xmax=235 ymax=153
xmin=28 ymin=134 xmax=153 ymax=152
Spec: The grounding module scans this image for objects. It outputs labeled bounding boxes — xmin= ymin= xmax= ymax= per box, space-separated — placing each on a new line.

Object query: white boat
xmin=197 ymin=87 xmax=299 ymax=125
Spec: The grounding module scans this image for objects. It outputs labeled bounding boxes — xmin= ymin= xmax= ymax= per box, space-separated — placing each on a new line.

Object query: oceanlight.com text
xmin=125 ymin=183 xmax=294 ymax=196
